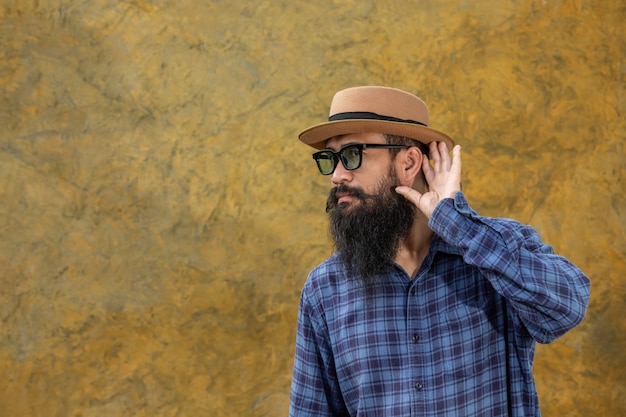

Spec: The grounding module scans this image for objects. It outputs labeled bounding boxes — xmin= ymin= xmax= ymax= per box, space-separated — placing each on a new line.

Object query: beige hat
xmin=298 ymin=86 xmax=454 ymax=150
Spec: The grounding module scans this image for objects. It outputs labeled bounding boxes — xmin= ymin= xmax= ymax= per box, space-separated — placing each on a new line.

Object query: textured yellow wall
xmin=0 ymin=1 xmax=624 ymax=416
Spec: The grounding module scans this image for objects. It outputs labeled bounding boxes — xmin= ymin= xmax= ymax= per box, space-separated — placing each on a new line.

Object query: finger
xmin=451 ymin=145 xmax=462 ymax=176
xmin=450 ymin=145 xmax=461 ymax=191
xmin=395 ymin=185 xmax=422 ymax=207
xmin=422 ymin=151 xmax=433 ymax=175
xmin=452 ymin=145 xmax=461 ymax=172
xmin=438 ymin=142 xmax=451 ymax=169
xmin=422 ymin=154 xmax=434 ymax=182
xmin=430 ymin=141 xmax=441 ymax=170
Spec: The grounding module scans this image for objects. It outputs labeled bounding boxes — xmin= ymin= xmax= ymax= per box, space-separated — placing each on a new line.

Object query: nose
xmin=331 ymin=159 xmax=353 ymax=186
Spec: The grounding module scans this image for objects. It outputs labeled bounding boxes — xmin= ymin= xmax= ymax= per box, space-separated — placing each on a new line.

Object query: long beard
xmin=327 ymin=169 xmax=416 ymax=290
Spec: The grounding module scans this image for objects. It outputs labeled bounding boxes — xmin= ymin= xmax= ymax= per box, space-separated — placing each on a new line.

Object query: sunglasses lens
xmin=315 ymin=152 xmax=335 ymax=175
xmin=341 ymin=146 xmax=361 ymax=170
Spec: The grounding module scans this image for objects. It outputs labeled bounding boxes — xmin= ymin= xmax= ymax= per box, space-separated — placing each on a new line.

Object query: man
xmin=288 ymin=86 xmax=590 ymax=416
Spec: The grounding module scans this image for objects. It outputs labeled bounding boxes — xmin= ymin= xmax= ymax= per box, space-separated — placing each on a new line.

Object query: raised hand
xmin=396 ymin=141 xmax=462 ymax=219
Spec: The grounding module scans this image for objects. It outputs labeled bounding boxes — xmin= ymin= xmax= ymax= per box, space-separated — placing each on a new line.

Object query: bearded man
xmin=288 ymin=86 xmax=590 ymax=417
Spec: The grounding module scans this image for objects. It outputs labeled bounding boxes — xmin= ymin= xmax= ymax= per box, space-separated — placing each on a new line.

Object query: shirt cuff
xmin=428 ymin=191 xmax=482 ymax=246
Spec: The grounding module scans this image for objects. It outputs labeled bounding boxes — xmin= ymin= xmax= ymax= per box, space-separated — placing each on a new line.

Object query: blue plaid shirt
xmin=289 ymin=192 xmax=590 ymax=417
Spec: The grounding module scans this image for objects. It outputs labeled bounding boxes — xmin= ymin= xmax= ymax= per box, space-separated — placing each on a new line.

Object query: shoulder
xmin=300 ymin=253 xmax=363 ymax=316
xmin=303 ymin=253 xmax=347 ymax=295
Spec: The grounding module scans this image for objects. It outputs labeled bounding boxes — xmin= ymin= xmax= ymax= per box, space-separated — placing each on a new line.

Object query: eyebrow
xmin=324 ymin=141 xmax=368 ymax=152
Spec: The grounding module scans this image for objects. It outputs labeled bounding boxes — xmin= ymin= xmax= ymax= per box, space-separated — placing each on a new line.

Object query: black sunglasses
xmin=312 ymin=143 xmax=411 ymax=175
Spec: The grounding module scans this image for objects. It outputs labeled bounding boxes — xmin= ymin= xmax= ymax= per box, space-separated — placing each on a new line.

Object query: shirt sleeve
xmin=289 ymin=281 xmax=348 ymax=417
xmin=428 ymin=192 xmax=591 ymax=344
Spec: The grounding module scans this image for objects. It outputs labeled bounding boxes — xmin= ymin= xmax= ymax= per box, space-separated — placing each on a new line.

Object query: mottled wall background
xmin=0 ymin=0 xmax=623 ymax=416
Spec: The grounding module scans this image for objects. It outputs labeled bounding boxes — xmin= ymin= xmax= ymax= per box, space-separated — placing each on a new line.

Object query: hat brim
xmin=298 ymin=119 xmax=455 ymax=150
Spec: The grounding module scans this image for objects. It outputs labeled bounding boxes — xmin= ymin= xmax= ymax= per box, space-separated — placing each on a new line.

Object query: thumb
xmin=395 ymin=186 xmax=422 ymax=207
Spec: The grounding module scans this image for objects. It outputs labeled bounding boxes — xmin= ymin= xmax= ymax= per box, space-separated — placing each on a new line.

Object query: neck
xmin=394 ymin=213 xmax=433 ymax=279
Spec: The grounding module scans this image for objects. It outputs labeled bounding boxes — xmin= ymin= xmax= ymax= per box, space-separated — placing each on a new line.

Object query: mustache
xmin=326 ymin=184 xmax=399 ymax=212
xmin=326 ymin=185 xmax=368 ymax=212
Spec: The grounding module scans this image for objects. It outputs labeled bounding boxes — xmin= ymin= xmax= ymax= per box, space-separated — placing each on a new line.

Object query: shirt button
xmin=415 ymin=382 xmax=423 ymax=390
xmin=412 ymin=334 xmax=419 ymax=343
xmin=410 ymin=288 xmax=416 ymax=295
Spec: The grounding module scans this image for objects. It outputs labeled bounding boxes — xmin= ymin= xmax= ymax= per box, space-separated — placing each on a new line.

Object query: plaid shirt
xmin=289 ymin=192 xmax=590 ymax=417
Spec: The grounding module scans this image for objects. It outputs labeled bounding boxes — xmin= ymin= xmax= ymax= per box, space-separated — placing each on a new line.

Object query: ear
xmin=396 ymin=147 xmax=425 ymax=186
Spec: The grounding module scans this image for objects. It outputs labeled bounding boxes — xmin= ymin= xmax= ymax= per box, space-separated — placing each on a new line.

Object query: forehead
xmin=326 ymin=132 xmax=386 ymax=150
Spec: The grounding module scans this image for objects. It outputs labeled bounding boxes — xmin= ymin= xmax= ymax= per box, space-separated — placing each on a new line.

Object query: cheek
xmin=355 ymin=160 xmax=395 ymax=193
xmin=368 ymin=174 xmax=398 ymax=197
xmin=362 ymin=178 xmax=384 ymax=195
